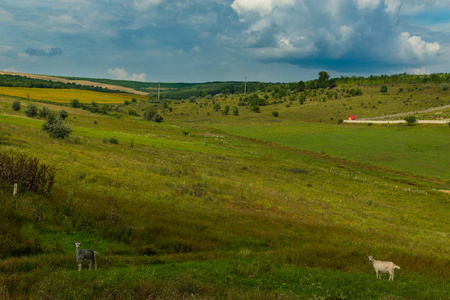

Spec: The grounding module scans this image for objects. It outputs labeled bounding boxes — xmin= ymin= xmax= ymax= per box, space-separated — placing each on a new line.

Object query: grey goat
xmin=73 ymin=242 xmax=98 ymax=271
xmin=367 ymin=255 xmax=400 ymax=281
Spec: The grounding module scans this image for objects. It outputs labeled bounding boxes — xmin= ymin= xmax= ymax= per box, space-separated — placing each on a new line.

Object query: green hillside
xmin=0 ymin=73 xmax=449 ymax=299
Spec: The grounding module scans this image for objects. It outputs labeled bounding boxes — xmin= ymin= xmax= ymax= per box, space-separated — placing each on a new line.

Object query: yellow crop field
xmin=0 ymin=86 xmax=148 ymax=103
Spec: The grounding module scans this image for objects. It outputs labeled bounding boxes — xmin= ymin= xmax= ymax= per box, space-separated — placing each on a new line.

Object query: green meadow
xmin=0 ymin=75 xmax=449 ymax=299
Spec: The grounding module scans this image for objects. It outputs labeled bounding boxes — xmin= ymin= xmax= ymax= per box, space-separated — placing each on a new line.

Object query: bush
xmin=404 ymin=116 xmax=417 ymax=126
xmin=380 ymin=85 xmax=388 ymax=93
xmin=272 ymin=111 xmax=279 ymax=117
xmin=24 ymin=103 xmax=38 ymax=117
xmin=213 ymin=104 xmax=221 ymax=111
xmin=12 ymin=100 xmax=21 ymax=111
xmin=59 ymin=109 xmax=69 ymax=120
xmin=0 ymin=152 xmax=56 ymax=193
xmin=128 ymin=109 xmax=139 ymax=116
xmin=143 ymin=109 xmax=163 ymax=122
xmin=250 ymin=105 xmax=261 ymax=113
xmin=108 ymin=137 xmax=119 ymax=144
xmin=71 ymin=99 xmax=80 ymax=108
xmin=38 ymin=106 xmax=51 ymax=118
xmin=42 ymin=112 xmax=73 ymax=139
xmin=441 ymin=83 xmax=449 ymax=91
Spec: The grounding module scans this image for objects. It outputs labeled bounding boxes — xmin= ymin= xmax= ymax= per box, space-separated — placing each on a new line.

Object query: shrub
xmin=59 ymin=109 xmax=69 ymax=120
xmin=24 ymin=103 xmax=38 ymax=117
xmin=12 ymin=100 xmax=21 ymax=111
xmin=233 ymin=107 xmax=239 ymax=116
xmin=0 ymin=152 xmax=56 ymax=193
xmin=404 ymin=116 xmax=417 ymax=126
xmin=109 ymin=137 xmax=119 ymax=144
xmin=38 ymin=106 xmax=51 ymax=118
xmin=213 ymin=104 xmax=221 ymax=111
xmin=128 ymin=109 xmax=139 ymax=116
xmin=441 ymin=83 xmax=449 ymax=91
xmin=71 ymin=99 xmax=80 ymax=108
xmin=251 ymin=105 xmax=261 ymax=113
xmin=42 ymin=112 xmax=73 ymax=139
xmin=380 ymin=85 xmax=388 ymax=93
xmin=152 ymin=113 xmax=163 ymax=123
xmin=143 ymin=109 xmax=163 ymax=122
xmin=272 ymin=111 xmax=279 ymax=117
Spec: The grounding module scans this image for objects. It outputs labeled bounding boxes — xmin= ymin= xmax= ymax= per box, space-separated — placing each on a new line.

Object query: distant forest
xmin=0 ymin=75 xmax=122 ymax=93
xmin=1 ymin=72 xmax=448 ymax=100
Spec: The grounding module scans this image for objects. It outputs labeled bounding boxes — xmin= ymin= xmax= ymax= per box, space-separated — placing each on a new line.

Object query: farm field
xmin=0 ymin=86 xmax=146 ymax=104
xmin=0 ymin=75 xmax=449 ymax=299
xmin=215 ymin=122 xmax=450 ymax=181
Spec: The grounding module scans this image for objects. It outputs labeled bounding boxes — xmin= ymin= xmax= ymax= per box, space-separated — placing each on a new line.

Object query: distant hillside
xmin=1 ymin=71 xmax=448 ymax=100
xmin=61 ymin=77 xmax=247 ymax=99
xmin=0 ymin=71 xmax=147 ymax=95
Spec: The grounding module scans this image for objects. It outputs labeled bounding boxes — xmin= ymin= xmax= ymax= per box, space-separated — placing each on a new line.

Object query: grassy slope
xmin=0 ymin=80 xmax=449 ymax=299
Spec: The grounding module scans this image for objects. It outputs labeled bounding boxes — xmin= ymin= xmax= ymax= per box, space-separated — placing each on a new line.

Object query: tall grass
xmin=0 ymin=82 xmax=449 ymax=299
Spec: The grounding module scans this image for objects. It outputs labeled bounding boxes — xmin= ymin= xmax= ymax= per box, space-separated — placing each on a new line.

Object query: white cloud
xmin=191 ymin=46 xmax=203 ymax=53
xmin=108 ymin=68 xmax=129 ymax=80
xmin=108 ymin=68 xmax=147 ymax=82
xmin=2 ymin=67 xmax=19 ymax=72
xmin=231 ymin=0 xmax=296 ymax=19
xmin=132 ymin=0 xmax=162 ymax=10
xmin=410 ymin=67 xmax=431 ymax=75
xmin=356 ymin=0 xmax=381 ymax=11
xmin=130 ymin=73 xmax=147 ymax=82
xmin=399 ymin=32 xmax=440 ymax=61
xmin=230 ymin=0 xmax=445 ymax=69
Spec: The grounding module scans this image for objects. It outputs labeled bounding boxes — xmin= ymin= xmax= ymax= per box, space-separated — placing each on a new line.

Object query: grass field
xmin=215 ymin=122 xmax=450 ymax=181
xmin=0 ymin=78 xmax=449 ymax=299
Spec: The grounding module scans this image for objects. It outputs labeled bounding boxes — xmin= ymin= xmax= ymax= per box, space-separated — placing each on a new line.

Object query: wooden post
xmin=13 ymin=182 xmax=18 ymax=198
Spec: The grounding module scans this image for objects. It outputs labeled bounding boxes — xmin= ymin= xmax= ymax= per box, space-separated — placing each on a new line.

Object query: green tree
xmin=25 ymin=103 xmax=38 ymax=117
xmin=404 ymin=116 xmax=417 ymax=126
xmin=71 ymin=99 xmax=80 ymax=108
xmin=213 ymin=104 xmax=221 ymax=111
xmin=12 ymin=100 xmax=21 ymax=111
xmin=222 ymin=106 xmax=230 ymax=115
xmin=42 ymin=112 xmax=72 ymax=139
xmin=380 ymin=85 xmax=388 ymax=93
xmin=233 ymin=107 xmax=239 ymax=116
xmin=39 ymin=106 xmax=51 ymax=118
xmin=143 ymin=109 xmax=163 ymax=122
xmin=59 ymin=109 xmax=69 ymax=120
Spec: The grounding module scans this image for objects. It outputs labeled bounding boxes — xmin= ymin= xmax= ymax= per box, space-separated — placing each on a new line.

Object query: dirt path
xmin=0 ymin=71 xmax=149 ymax=95
xmin=358 ymin=104 xmax=450 ymax=120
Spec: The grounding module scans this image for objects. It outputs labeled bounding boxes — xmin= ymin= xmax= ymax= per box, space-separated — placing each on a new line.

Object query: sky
xmin=0 ymin=0 xmax=449 ymax=83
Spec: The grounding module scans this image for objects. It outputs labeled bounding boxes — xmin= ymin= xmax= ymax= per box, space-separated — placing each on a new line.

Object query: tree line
xmin=0 ymin=75 xmax=123 ymax=93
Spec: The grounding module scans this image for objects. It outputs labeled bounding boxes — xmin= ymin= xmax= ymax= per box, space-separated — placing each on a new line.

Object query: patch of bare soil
xmin=0 ymin=71 xmax=148 ymax=95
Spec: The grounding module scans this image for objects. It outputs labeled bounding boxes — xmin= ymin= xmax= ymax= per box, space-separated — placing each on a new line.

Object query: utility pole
xmin=244 ymin=76 xmax=247 ymax=96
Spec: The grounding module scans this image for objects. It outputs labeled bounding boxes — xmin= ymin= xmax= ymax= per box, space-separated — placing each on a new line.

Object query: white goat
xmin=367 ymin=255 xmax=400 ymax=281
xmin=73 ymin=242 xmax=98 ymax=271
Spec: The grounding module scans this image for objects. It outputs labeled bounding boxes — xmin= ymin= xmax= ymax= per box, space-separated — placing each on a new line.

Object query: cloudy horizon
xmin=0 ymin=0 xmax=449 ymax=83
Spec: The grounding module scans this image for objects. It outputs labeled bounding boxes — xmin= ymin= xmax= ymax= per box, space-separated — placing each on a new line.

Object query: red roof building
xmin=348 ymin=115 xmax=357 ymax=120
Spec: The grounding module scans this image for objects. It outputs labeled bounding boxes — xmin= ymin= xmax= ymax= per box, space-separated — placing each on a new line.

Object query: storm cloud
xmin=0 ymin=0 xmax=448 ymax=81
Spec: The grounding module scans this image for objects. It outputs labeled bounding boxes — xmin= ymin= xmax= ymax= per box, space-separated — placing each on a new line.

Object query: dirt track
xmin=0 ymin=71 xmax=149 ymax=95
